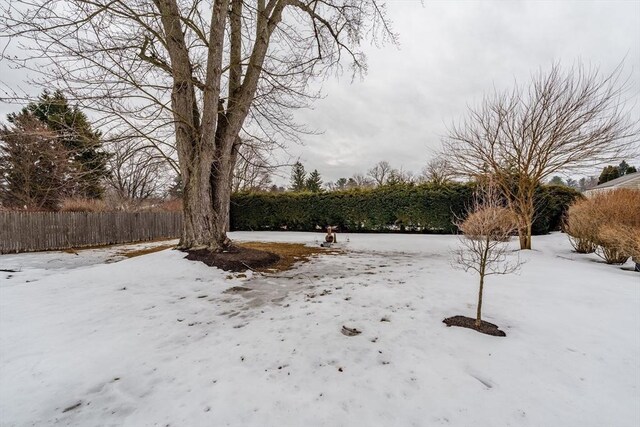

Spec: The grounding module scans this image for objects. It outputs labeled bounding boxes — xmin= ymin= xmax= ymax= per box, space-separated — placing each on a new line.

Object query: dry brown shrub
xmin=60 ymin=196 xmax=183 ymax=213
xmin=566 ymin=189 xmax=640 ymax=264
xmin=59 ymin=198 xmax=109 ymax=212
xmin=459 ymin=207 xmax=518 ymax=242
xmin=565 ymin=199 xmax=598 ymax=253
xmin=600 ymin=225 xmax=640 ymax=262
xmin=157 ymin=198 xmax=183 ymax=212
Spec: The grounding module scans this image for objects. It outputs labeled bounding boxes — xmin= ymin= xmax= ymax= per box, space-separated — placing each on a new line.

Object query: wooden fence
xmin=0 ymin=211 xmax=183 ymax=254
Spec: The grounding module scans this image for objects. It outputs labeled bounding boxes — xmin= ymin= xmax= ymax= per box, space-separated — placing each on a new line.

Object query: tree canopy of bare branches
xmin=232 ymin=142 xmax=273 ymax=192
xmin=1 ymin=0 xmax=395 ymax=250
xmin=105 ymin=136 xmax=172 ymax=201
xmin=421 ymin=157 xmax=454 ymax=185
xmin=444 ymin=62 xmax=639 ymax=249
xmin=367 ymin=160 xmax=394 ymax=186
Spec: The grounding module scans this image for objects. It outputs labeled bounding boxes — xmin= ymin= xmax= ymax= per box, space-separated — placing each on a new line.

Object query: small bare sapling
xmin=449 ymin=184 xmax=521 ymax=335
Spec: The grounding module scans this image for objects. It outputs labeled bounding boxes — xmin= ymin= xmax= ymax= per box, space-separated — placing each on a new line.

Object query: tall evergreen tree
xmin=0 ymin=113 xmax=66 ymax=209
xmin=305 ymin=169 xmax=323 ymax=192
xmin=290 ymin=162 xmax=306 ymax=192
xmin=549 ymin=176 xmax=566 ymax=186
xmin=598 ymin=160 xmax=637 ymax=186
xmin=618 ymin=160 xmax=631 ymax=176
xmin=617 ymin=160 xmax=637 ymax=175
xmin=598 ymin=165 xmax=620 ymax=185
xmin=17 ymin=90 xmax=109 ymax=198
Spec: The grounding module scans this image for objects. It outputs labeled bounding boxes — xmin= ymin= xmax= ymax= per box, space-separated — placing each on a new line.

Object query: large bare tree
xmin=1 ymin=0 xmax=395 ymax=251
xmin=444 ymin=63 xmax=638 ymax=250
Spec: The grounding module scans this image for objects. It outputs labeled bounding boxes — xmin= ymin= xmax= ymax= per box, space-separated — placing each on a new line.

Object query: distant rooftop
xmin=590 ymin=171 xmax=640 ymax=190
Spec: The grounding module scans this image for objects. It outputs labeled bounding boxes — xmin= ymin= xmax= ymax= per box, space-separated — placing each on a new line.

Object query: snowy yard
xmin=1 ymin=232 xmax=638 ymax=427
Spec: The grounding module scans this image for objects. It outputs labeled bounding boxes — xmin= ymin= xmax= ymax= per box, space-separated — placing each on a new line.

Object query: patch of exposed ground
xmin=237 ymin=241 xmax=342 ymax=272
xmin=186 ymin=241 xmax=343 ymax=273
xmin=117 ymin=244 xmax=176 ymax=258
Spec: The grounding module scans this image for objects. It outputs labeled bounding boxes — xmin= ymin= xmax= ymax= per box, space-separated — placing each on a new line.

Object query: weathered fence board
xmin=0 ymin=212 xmax=183 ymax=254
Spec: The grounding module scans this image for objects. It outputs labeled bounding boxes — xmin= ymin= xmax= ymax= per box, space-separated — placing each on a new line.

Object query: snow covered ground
xmin=1 ymin=232 xmax=638 ymax=427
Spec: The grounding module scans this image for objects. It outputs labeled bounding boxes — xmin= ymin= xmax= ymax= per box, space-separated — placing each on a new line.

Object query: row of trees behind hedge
xmin=230 ymin=183 xmax=580 ymax=235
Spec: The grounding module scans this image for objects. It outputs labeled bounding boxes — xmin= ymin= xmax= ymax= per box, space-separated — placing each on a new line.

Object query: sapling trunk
xmin=476 ymin=238 xmax=490 ymax=327
xmin=476 ymin=274 xmax=484 ymax=327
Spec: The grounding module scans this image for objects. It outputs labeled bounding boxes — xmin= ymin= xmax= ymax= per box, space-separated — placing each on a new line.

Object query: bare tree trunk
xmin=157 ymin=0 xmax=229 ymax=251
xmin=476 ymin=273 xmax=484 ymax=327
xmin=179 ymin=148 xmax=219 ymax=249
xmin=211 ymin=146 xmax=234 ymax=247
xmin=476 ymin=242 xmax=489 ymax=327
xmin=518 ymin=222 xmax=532 ymax=250
xmin=516 ymin=201 xmax=534 ymax=250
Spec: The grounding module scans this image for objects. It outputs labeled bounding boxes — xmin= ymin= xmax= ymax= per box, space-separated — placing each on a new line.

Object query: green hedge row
xmin=230 ymin=183 xmax=581 ymax=235
xmin=531 ymin=185 xmax=582 ymax=235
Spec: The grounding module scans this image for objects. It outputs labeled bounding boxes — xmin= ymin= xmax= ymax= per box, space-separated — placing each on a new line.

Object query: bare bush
xmin=565 ymin=189 xmax=640 ymax=264
xmin=453 ymin=184 xmax=520 ymax=327
xmin=594 ymin=189 xmax=640 ymax=264
xmin=569 ymin=236 xmax=597 ymax=254
xmin=59 ymin=198 xmax=109 ymax=213
xmin=564 ymin=200 xmax=598 ymax=253
xmin=600 ymin=225 xmax=640 ymax=266
xmin=599 ymin=245 xmax=630 ymax=265
xmin=156 ymin=199 xmax=183 ymax=213
xmin=60 ymin=195 xmax=184 ymax=213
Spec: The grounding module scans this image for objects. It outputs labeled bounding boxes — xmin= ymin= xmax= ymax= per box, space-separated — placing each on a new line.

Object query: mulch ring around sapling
xmin=184 ymin=245 xmax=280 ymax=272
xmin=443 ymin=315 xmax=506 ymax=337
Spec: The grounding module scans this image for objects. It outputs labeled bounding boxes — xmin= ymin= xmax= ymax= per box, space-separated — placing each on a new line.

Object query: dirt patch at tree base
xmin=443 ymin=315 xmax=506 ymax=337
xmin=184 ymin=241 xmax=342 ymax=272
xmin=239 ymin=241 xmax=341 ymax=272
xmin=184 ymin=246 xmax=280 ymax=272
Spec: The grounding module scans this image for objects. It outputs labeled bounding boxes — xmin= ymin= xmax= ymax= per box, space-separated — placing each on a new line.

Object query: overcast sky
xmin=1 ymin=0 xmax=639 ymax=185
xmin=286 ymin=0 xmax=640 ymax=184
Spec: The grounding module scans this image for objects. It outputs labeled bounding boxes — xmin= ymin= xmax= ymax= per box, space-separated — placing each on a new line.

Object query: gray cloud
xmin=288 ymin=0 xmax=640 ymax=183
